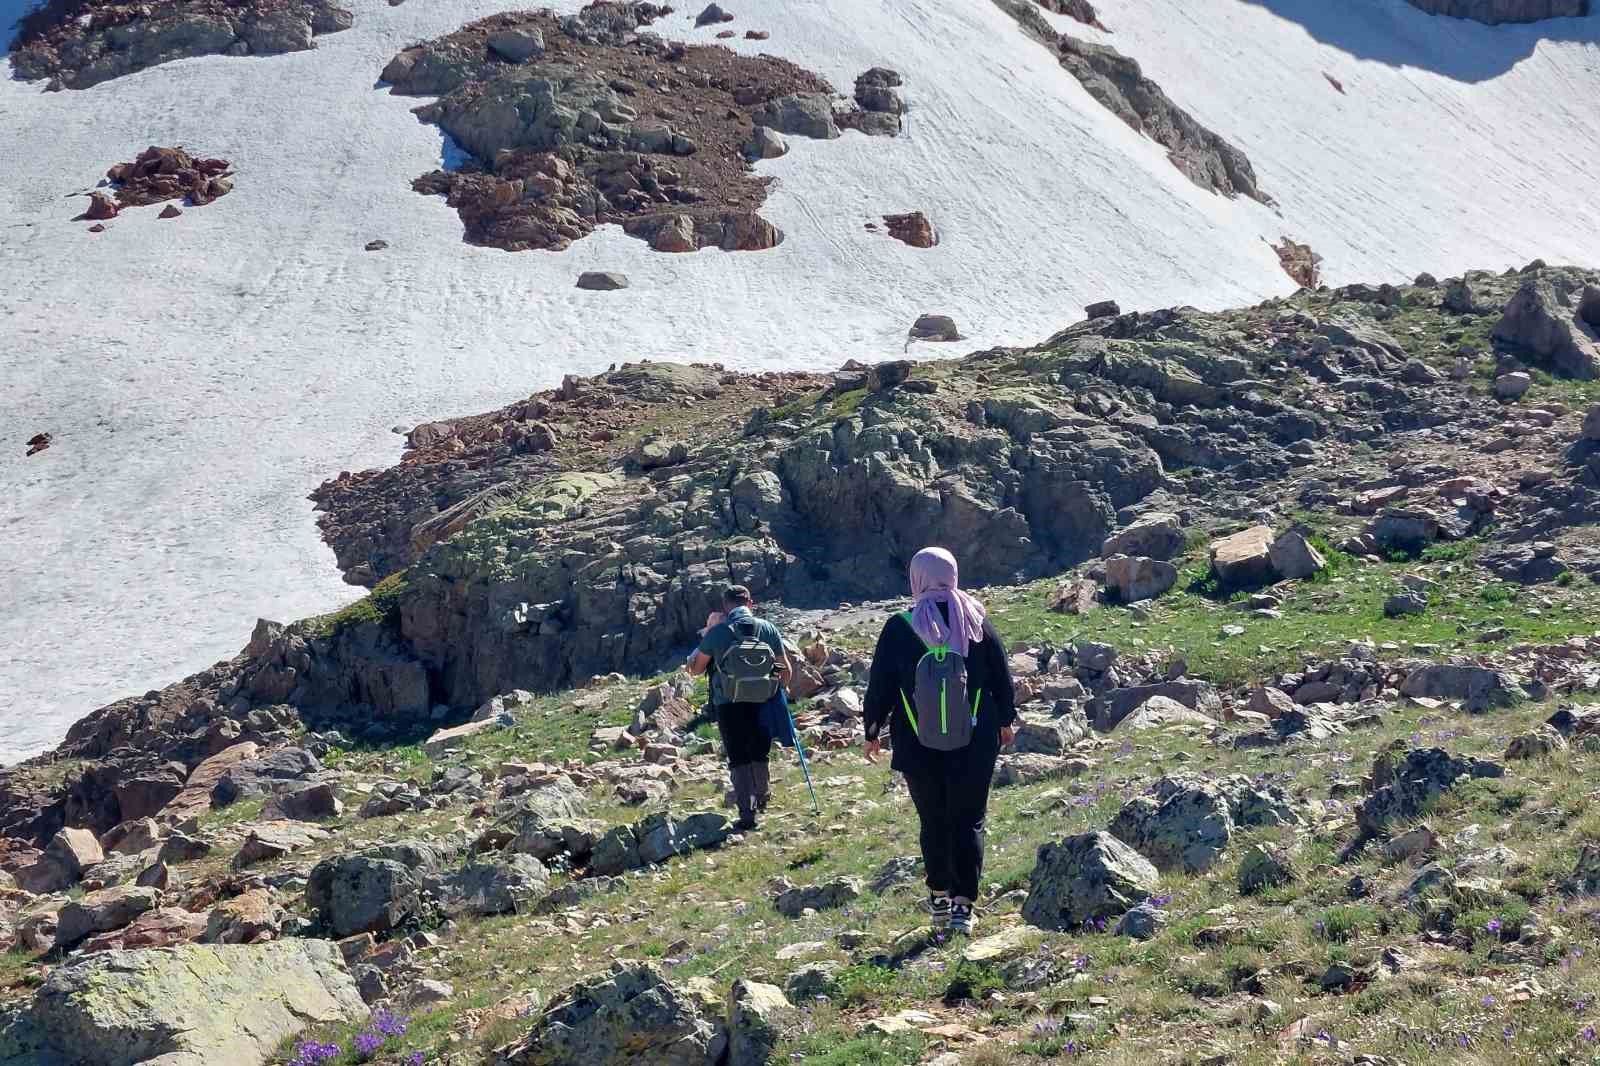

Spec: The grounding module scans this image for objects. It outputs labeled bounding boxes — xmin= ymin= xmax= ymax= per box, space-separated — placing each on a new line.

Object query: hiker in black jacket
xmin=864 ymin=547 xmax=1015 ymax=935
xmin=687 ymin=585 xmax=793 ymax=831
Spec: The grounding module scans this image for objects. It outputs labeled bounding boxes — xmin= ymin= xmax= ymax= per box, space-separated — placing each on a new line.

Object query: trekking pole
xmin=784 ymin=696 xmax=822 ymax=815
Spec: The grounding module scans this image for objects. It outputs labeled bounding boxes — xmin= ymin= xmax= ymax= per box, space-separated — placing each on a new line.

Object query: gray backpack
xmin=716 ymin=621 xmax=781 ymax=704
xmin=897 ymin=611 xmax=980 ymax=751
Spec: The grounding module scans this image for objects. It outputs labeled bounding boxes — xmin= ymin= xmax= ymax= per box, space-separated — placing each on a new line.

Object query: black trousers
xmin=716 ymin=702 xmax=772 ymax=766
xmin=903 ymin=755 xmax=996 ymax=902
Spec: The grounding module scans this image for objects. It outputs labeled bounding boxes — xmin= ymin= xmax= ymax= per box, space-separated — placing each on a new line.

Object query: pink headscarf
xmin=908 ymin=546 xmax=986 ymax=657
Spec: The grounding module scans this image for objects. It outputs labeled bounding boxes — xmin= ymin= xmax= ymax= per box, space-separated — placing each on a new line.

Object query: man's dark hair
xmin=722 ymin=585 xmax=753 ymax=609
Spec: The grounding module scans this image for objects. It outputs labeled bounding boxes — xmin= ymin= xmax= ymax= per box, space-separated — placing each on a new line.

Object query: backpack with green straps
xmin=897 ymin=611 xmax=980 ymax=751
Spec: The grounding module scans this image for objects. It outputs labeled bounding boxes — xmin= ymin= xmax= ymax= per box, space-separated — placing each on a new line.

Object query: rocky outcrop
xmin=1405 ymin=0 xmax=1588 ymax=23
xmin=1492 ymin=269 xmax=1600 ymax=380
xmin=1021 ymin=831 xmax=1158 ymax=930
xmin=500 ymin=961 xmax=728 ymax=1065
xmin=1274 ymin=237 xmax=1322 ymax=289
xmin=883 ymin=211 xmax=937 ymax=248
xmin=989 ymin=0 xmax=1267 ymax=202
xmin=0 ymin=941 xmax=365 ymax=1065
xmin=1355 ymin=747 xmax=1504 ymax=839
xmin=388 ymin=6 xmax=854 ymax=254
xmin=102 ymin=146 xmax=234 ymax=211
xmin=11 ymin=0 xmax=352 ymax=89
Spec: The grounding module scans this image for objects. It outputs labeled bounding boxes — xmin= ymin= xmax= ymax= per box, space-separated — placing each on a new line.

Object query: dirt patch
xmin=385 ymin=2 xmax=875 ymax=253
xmin=10 ymin=0 xmax=352 ymax=89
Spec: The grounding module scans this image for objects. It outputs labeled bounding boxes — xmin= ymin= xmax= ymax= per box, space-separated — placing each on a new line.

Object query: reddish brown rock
xmin=745 ymin=29 xmax=769 ymax=39
xmin=159 ymin=204 xmax=183 ymax=219
xmin=80 ymin=191 xmax=118 ymax=220
xmin=108 ymin=146 xmax=233 ymax=209
xmin=883 ymin=211 xmax=937 ymax=248
xmin=161 ymin=742 xmax=260 ymax=826
xmin=87 ymin=223 xmax=106 ymax=233
xmin=26 ymin=433 xmax=53 ymax=457
xmin=80 ymin=907 xmax=206 ymax=953
xmin=1273 ymin=237 xmax=1321 ymax=289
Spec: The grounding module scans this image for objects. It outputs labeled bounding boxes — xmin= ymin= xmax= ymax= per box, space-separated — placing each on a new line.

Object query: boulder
xmin=163 ymin=742 xmax=259 ymax=825
xmin=421 ymin=717 xmax=506 ymax=757
xmin=203 ymin=888 xmax=283 ymax=945
xmin=1209 ymin=526 xmax=1276 ymax=590
xmin=79 ymin=908 xmax=206 ymax=953
xmin=908 ymin=314 xmax=961 ymax=341
xmin=882 ymin=211 xmax=936 ymax=248
xmin=1492 ymin=274 xmax=1600 ymax=379
xmin=54 ymin=886 xmax=160 ymax=952
xmin=1399 ymin=664 xmax=1527 ymax=711
xmin=1009 ymin=718 xmax=1083 ymax=756
xmin=1495 ymin=372 xmax=1533 ymax=400
xmin=0 ymin=940 xmax=365 ymax=1066
xmin=232 ymin=821 xmax=329 ymax=869
xmin=1113 ymin=901 xmax=1167 ymax=940
xmin=1108 ymin=780 xmax=1233 ymax=873
xmin=752 ymin=93 xmax=838 ymax=139
xmin=1084 ymin=299 xmax=1121 ymax=320
xmin=695 ymin=2 xmax=735 ymax=26
xmin=1020 ymin=831 xmax=1158 ymax=931
xmin=1047 ymin=578 xmax=1099 ymax=615
xmin=1115 ymin=696 xmax=1217 ymax=732
xmin=1101 ymin=512 xmax=1184 ymax=561
xmin=1247 ymin=687 xmax=1295 ymax=719
xmin=576 ymin=271 xmax=630 ymax=291
xmin=487 ymin=26 xmax=545 ymax=62
xmin=1267 ymin=530 xmax=1325 ymax=580
xmin=1385 ymin=591 xmax=1428 ymax=618
xmin=212 ymin=748 xmax=323 ymax=807
xmin=102 ymin=818 xmax=163 ymax=857
xmin=993 ymin=753 xmax=1078 ymax=788
xmin=18 ymin=827 xmax=103 ymax=893
xmin=745 ymin=126 xmax=789 ymax=160
xmin=636 ymin=812 xmax=731 ymax=865
xmin=262 ymin=782 xmax=342 ymax=821
xmin=499 ymin=961 xmax=728 ymax=1066
xmin=1505 ymin=726 xmax=1568 ymax=760
xmin=306 ymin=850 xmax=425 ymax=938
xmin=728 ymin=979 xmax=793 ymax=1066
xmin=1092 ymin=681 xmax=1220 ymax=732
xmin=1237 ymin=844 xmax=1294 ymax=895
xmin=1356 ymin=748 xmax=1504 ymax=838
xmin=590 ymin=825 xmax=642 ymax=876
xmin=1582 ymin=404 xmax=1600 ymax=441
xmin=429 ymin=855 xmax=549 ymax=917
xmin=1103 ymin=554 xmax=1177 ymax=602
xmin=774 ymin=877 xmax=862 ymax=918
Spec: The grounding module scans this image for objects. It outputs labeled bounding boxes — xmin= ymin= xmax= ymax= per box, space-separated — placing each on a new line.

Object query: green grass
xmin=306 ymin=570 xmax=411 ymax=638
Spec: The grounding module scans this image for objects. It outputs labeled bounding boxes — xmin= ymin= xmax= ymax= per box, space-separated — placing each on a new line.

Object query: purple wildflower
xmin=289 ymin=1041 xmax=342 ymax=1066
xmin=1583 ymin=1026 xmax=1597 ymax=1043
xmin=1482 ymin=993 xmax=1496 ymax=1008
xmin=373 ymin=1008 xmax=410 ymax=1038
xmin=1486 ymin=917 xmax=1503 ymax=935
xmin=1503 ymin=1024 xmax=1515 ymax=1042
xmin=409 ymin=1054 xmax=426 ymax=1066
xmin=354 ymin=1031 xmax=384 ymax=1060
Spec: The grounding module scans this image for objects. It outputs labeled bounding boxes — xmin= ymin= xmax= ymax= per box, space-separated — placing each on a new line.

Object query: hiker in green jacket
xmin=687 ymin=585 xmax=793 ymax=830
xmin=863 ymin=547 xmax=1016 ymax=935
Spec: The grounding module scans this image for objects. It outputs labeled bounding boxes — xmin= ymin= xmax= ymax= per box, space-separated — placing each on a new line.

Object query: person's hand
xmin=700 ymin=611 xmax=725 ymax=636
xmin=864 ymin=737 xmax=882 ymax=764
xmin=999 ymin=726 xmax=1016 ymax=748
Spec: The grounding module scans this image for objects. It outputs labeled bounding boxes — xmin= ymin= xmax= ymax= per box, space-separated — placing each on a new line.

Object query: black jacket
xmin=863 ymin=603 xmax=1016 ymax=775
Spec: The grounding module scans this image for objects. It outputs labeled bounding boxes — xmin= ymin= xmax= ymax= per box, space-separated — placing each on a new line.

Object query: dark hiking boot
xmin=751 ymin=762 xmax=771 ymax=812
xmin=949 ymin=901 xmax=975 ymax=935
xmin=927 ymin=894 xmax=952 ymax=929
xmin=731 ymin=764 xmax=760 ymax=831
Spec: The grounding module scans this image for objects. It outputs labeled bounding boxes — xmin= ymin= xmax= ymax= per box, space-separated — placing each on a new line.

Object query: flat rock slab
xmin=0 ymin=940 xmax=365 ymax=1066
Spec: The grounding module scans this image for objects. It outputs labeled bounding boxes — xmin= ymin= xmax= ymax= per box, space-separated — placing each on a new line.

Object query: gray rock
xmin=695 ymin=2 xmax=735 ymax=26
xmin=428 ymin=855 xmax=549 ymax=916
xmin=54 ymin=886 xmax=160 ymax=952
xmin=590 ymin=824 xmax=642 ymax=876
xmin=212 ymin=747 xmax=324 ymax=807
xmin=487 ymin=26 xmax=545 ymax=62
xmin=1009 ymin=717 xmax=1083 ymax=756
xmin=500 ymin=961 xmax=728 ymax=1065
xmin=1085 ymin=299 xmax=1122 ymax=320
xmin=783 ymin=963 xmax=839 ymax=1000
xmin=1356 ymin=747 xmax=1504 ymax=837
xmin=1268 ymin=530 xmax=1325 ymax=580
xmin=1100 ymin=512 xmax=1183 ymax=560
xmin=993 ymin=753 xmax=1076 ymax=788
xmin=729 ymin=979 xmax=792 ymax=1066
xmin=774 ymin=877 xmax=862 ymax=918
xmin=1400 ymin=664 xmax=1527 ymax=711
xmin=635 ymin=811 xmax=731 ymax=865
xmin=1385 ymin=591 xmax=1428 ymax=618
xmin=1021 ymin=831 xmax=1158 ymax=931
xmin=1090 ymin=680 xmax=1220 ymax=732
xmin=908 ymin=314 xmax=961 ymax=341
xmin=1237 ymin=844 xmax=1294 ymax=895
xmin=1109 ymin=781 xmax=1233 ymax=873
xmin=1495 ymin=371 xmax=1533 ymax=400
xmin=752 ymin=93 xmax=839 ymax=139
xmin=306 ymin=851 xmax=426 ymax=937
xmin=0 ymin=940 xmax=364 ymax=1065
xmin=1104 ymin=554 xmax=1177 ymax=602
xmin=868 ymin=855 xmax=922 ymax=893
xmin=576 ymin=271 xmax=629 ymax=291
xmin=1209 ymin=525 xmax=1275 ymax=590
xmin=1493 ymin=272 xmax=1600 ymax=380
xmin=1505 ymin=726 xmax=1568 ymax=760
xmin=1443 ymin=276 xmax=1481 ymax=313
xmin=1113 ymin=901 xmax=1167 ymax=940
xmin=232 ymin=821 xmax=329 ymax=869
xmin=263 ymin=782 xmax=342 ymax=821
xmin=745 ymin=126 xmax=789 ymax=160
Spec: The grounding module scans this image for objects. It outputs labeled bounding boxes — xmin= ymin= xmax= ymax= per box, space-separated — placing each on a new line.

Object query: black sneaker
xmin=928 ymin=894 xmax=952 ymax=929
xmin=734 ymin=811 xmax=759 ymax=832
xmin=949 ymin=901 xmax=975 ymax=935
